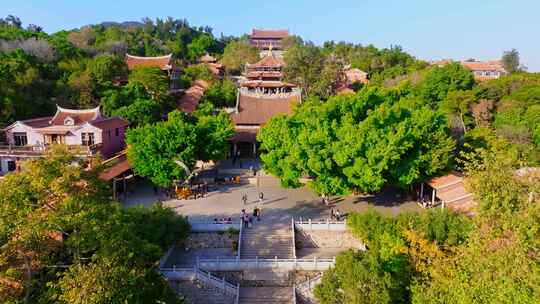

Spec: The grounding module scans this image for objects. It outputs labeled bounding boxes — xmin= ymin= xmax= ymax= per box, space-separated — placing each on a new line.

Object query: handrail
xmin=237 ymin=218 xmax=243 ymax=259
xmin=293 ymin=285 xmax=297 ymax=304
xmin=170 ymin=256 xmax=336 ymax=271
xmin=161 ymin=266 xmax=239 ymax=300
xmin=294 ymin=218 xmax=347 ymax=231
xmin=291 ymin=218 xmax=297 ymax=259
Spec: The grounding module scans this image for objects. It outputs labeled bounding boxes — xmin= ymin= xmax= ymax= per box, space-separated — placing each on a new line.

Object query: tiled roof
xmin=427 ymin=171 xmax=463 ymax=190
xmin=91 ymin=117 xmax=128 ymax=130
xmin=99 ymin=154 xmax=131 ymax=181
xmin=17 ymin=117 xmax=52 ymax=128
xmin=460 ymin=60 xmax=506 ymax=72
xmin=125 ymin=53 xmax=173 ymax=71
xmin=345 ymin=68 xmax=368 ymax=84
xmin=231 ymin=95 xmax=298 ymax=125
xmin=178 ymin=80 xmax=209 ymax=114
xmin=199 ymin=53 xmax=217 ymax=63
xmin=230 ymin=127 xmax=259 ymax=142
xmin=49 ymin=105 xmax=101 ymax=126
xmin=248 ymin=54 xmax=285 ymax=68
xmin=251 ymin=29 xmax=289 ymax=39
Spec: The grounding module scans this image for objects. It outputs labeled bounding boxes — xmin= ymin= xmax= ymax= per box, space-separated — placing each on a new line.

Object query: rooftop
xmin=251 ymin=29 xmax=289 ymax=39
xmin=125 ymin=53 xmax=174 ymax=71
xmin=231 ymin=94 xmax=298 ymax=125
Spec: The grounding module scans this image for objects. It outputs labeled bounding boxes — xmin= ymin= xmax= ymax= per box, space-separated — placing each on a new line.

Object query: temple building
xmin=125 ymin=53 xmax=181 ymax=90
xmin=250 ymin=29 xmax=289 ymax=57
xmin=0 ymin=106 xmax=128 ymax=175
xmin=199 ymin=53 xmax=224 ymax=77
xmin=229 ymin=49 xmax=300 ymax=158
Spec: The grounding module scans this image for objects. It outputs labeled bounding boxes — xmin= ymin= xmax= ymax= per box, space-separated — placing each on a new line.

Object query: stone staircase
xmin=240 ymin=222 xmax=294 ymax=259
xmin=239 ymin=287 xmax=294 ymax=304
xmin=173 ymin=280 xmax=236 ymax=304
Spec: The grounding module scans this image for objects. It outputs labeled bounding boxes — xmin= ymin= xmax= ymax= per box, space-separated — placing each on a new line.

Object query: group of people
xmin=330 ymin=208 xmax=342 ymax=221
xmin=241 ymin=192 xmax=265 ymax=205
xmin=241 ymin=207 xmax=261 ymax=228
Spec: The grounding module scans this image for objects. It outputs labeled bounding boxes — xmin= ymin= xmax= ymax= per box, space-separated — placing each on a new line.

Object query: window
xmin=7 ymin=160 xmax=16 ymax=171
xmin=64 ymin=116 xmax=75 ymax=126
xmin=81 ymin=133 xmax=95 ymax=146
xmin=13 ymin=132 xmax=28 ymax=146
xmin=115 ymin=128 xmax=119 ymax=136
xmin=107 ymin=130 xmax=112 ymax=140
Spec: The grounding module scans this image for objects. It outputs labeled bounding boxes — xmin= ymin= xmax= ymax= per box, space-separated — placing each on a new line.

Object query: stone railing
xmin=238 ymin=87 xmax=301 ymax=99
xmin=161 ymin=266 xmax=239 ymax=301
xmin=296 ymin=273 xmax=323 ymax=302
xmin=189 ymin=220 xmax=241 ymax=232
xmin=0 ymin=143 xmax=102 ymax=157
xmin=193 ymin=256 xmax=335 ymax=271
xmin=294 ymin=218 xmax=347 ymax=231
xmin=291 ymin=218 xmax=297 ymax=258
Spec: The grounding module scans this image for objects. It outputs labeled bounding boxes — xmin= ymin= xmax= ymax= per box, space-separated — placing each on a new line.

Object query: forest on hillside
xmin=1 ymin=14 xmax=539 ymax=304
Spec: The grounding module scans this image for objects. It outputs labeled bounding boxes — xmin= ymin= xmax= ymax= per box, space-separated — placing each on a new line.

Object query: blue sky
xmin=4 ymin=0 xmax=540 ymax=71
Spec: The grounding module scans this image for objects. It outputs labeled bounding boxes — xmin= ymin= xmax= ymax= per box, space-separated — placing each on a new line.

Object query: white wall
xmin=5 ymin=122 xmax=45 ymax=146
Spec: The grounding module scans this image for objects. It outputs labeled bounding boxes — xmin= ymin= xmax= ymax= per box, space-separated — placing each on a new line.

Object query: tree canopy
xmin=126 ymin=108 xmax=234 ymax=187
xmin=258 ymin=87 xmax=455 ymax=195
xmin=0 ymin=146 xmax=189 ymax=303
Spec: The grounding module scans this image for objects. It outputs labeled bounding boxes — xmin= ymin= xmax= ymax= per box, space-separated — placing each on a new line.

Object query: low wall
xmin=189 ymin=221 xmax=241 ymax=232
xmin=294 ymin=219 xmax=347 ymax=231
xmin=194 ymin=257 xmax=335 ymax=271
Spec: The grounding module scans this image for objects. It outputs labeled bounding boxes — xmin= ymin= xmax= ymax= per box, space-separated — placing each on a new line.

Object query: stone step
xmin=238 ymin=287 xmax=294 ymax=304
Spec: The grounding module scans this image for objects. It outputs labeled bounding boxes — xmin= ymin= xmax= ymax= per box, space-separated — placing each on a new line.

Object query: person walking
xmin=243 ymin=213 xmax=250 ymax=228
xmin=253 ymin=206 xmax=261 ymax=221
xmin=258 ymin=192 xmax=264 ymax=204
xmin=335 ymin=209 xmax=341 ymax=221
xmin=330 ymin=207 xmax=335 ymax=220
xmin=241 ymin=193 xmax=247 ymax=205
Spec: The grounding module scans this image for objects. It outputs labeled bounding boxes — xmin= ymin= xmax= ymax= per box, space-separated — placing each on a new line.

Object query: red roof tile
xmin=49 ymin=105 xmax=101 ymax=126
xmin=99 ymin=154 xmax=131 ymax=181
xmin=91 ymin=117 xmax=128 ymax=130
xmin=460 ymin=60 xmax=506 ymax=72
xmin=427 ymin=171 xmax=464 ymax=190
xmin=125 ymin=54 xmax=173 ymax=71
xmin=251 ymin=29 xmax=289 ymax=39
xmin=231 ymin=95 xmax=298 ymax=125
xmin=248 ymin=54 xmax=285 ymax=69
xmin=178 ymin=80 xmax=209 ymax=114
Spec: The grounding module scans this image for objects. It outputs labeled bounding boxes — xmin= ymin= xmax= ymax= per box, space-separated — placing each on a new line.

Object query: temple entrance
xmin=236 ymin=141 xmax=256 ymax=158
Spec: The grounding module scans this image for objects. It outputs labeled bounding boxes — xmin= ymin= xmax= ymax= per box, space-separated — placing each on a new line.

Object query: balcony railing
xmin=0 ymin=143 xmax=102 ymax=157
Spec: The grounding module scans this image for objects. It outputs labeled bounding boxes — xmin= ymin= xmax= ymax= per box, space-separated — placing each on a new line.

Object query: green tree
xmin=126 ymin=109 xmax=234 ymax=187
xmin=129 ymin=66 xmax=170 ymax=100
xmin=0 ymin=146 xmax=188 ymax=303
xmin=258 ymin=88 xmax=455 ymax=195
xmin=187 ymin=34 xmax=214 ymax=61
xmin=439 ymin=90 xmax=477 ymax=134
xmin=417 ymin=63 xmax=475 ymax=107
xmin=501 ymin=48 xmax=521 ymax=74
xmin=220 ymin=40 xmax=260 ymax=75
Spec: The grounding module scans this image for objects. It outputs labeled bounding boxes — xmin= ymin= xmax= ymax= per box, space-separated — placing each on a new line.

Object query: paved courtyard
xmin=123 ymin=178 xmax=422 ymax=222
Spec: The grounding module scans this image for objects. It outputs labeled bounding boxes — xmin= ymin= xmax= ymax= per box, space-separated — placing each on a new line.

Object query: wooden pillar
xmin=420 ymin=183 xmax=424 ymax=200
xmin=431 ymin=189 xmax=436 ymax=206
xmin=252 ymin=142 xmax=257 ymax=157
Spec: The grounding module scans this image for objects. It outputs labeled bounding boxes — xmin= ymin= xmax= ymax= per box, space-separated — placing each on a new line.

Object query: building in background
xmin=431 ymin=59 xmax=507 ymax=81
xmin=229 ymin=50 xmax=300 ymax=158
xmin=460 ymin=60 xmax=507 ymax=81
xmin=199 ymin=53 xmax=224 ymax=77
xmin=250 ymin=29 xmax=289 ymax=57
xmin=0 ymin=105 xmax=128 ymax=175
xmin=125 ymin=53 xmax=181 ymax=90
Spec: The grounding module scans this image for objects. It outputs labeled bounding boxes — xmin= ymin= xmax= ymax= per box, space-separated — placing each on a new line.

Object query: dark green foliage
xmin=416 ymin=63 xmax=475 ymax=106
xmin=126 ymin=108 xmax=234 ymax=187
xmin=258 ymin=87 xmax=455 ymax=194
xmin=201 ymin=79 xmax=237 ymax=107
